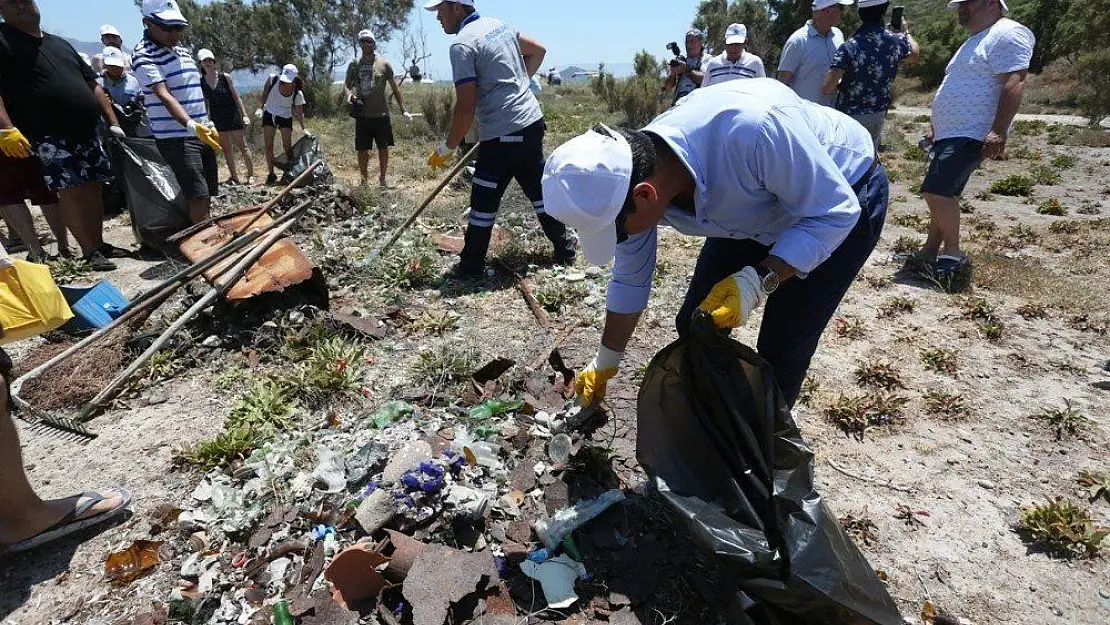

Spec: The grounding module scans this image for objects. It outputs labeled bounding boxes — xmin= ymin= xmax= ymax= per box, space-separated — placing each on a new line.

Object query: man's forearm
xmin=94 ymin=85 xmax=120 ymax=126
xmin=446 ymin=105 xmax=475 ymax=149
xmin=523 ymin=52 xmax=544 ymax=77
xmin=991 ymin=73 xmax=1027 ymax=135
xmin=601 ymin=310 xmax=642 ymax=353
xmin=0 ymin=95 xmax=14 ymax=129
xmin=154 ymin=85 xmax=194 ymax=127
xmin=689 ymin=70 xmax=703 ymax=86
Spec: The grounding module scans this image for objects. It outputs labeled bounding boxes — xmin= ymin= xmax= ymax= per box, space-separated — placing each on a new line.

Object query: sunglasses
xmin=152 ymin=22 xmax=186 ymax=33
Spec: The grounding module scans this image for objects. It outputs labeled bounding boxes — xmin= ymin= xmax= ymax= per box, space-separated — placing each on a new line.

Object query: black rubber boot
xmin=539 ymin=213 xmax=576 ymax=265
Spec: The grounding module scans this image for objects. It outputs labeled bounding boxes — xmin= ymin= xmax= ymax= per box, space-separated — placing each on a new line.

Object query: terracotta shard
xmin=324 ymin=544 xmax=392 ymax=609
xmin=178 ymin=210 xmax=313 ymax=302
xmin=383 ymin=529 xmax=427 ymax=582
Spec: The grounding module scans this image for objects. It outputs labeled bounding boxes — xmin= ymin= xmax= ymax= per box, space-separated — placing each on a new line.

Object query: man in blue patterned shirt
xmin=822 ymin=0 xmax=919 ymax=151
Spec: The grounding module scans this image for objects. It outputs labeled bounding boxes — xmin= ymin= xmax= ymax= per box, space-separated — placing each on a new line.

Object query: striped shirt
xmin=132 ymin=34 xmax=208 ymax=139
xmin=702 ymin=52 xmax=766 ymax=86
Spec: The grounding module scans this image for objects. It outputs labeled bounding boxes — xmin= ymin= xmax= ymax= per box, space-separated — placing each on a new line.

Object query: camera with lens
xmin=667 ymin=42 xmax=687 ymax=68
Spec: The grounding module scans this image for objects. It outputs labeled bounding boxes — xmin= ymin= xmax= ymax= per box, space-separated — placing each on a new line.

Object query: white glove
xmin=243 ymin=115 xmax=251 ymax=127
xmin=403 ymin=111 xmax=415 ymax=121
xmin=108 ymin=125 xmax=126 ymax=138
xmin=302 ymin=129 xmax=314 ymax=138
xmin=434 ymin=143 xmax=452 ymax=157
xmin=254 ymin=108 xmax=263 ymax=119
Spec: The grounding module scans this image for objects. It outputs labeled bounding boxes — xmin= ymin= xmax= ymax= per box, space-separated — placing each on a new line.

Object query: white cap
xmin=725 ymin=23 xmax=748 ymax=45
xmin=141 ymin=0 xmax=189 ymax=27
xmin=100 ymin=24 xmax=121 ymax=38
xmin=102 ymin=47 xmax=127 ymax=68
xmin=813 ymin=0 xmax=854 ymax=10
xmin=358 ymin=29 xmax=376 ymax=42
xmin=197 ymin=48 xmax=214 ymax=62
xmin=857 ymin=0 xmax=889 ymax=6
xmin=948 ymin=0 xmax=1008 ymax=10
xmin=423 ymin=0 xmax=476 ymax=10
xmin=542 ymin=126 xmax=633 ymax=266
xmin=279 ymin=63 xmax=299 ymax=84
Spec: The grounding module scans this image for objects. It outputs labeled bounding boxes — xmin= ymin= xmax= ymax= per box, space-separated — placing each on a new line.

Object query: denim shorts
xmin=920 ymin=137 xmax=983 ymax=198
xmin=32 ymin=135 xmax=113 ymax=192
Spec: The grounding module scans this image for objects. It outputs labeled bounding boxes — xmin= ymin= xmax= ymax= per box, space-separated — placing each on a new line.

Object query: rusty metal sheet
xmin=178 ymin=211 xmax=313 ymax=302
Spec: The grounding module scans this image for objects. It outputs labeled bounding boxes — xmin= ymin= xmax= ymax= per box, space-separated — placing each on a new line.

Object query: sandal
xmin=3 ymin=487 xmax=132 ymax=554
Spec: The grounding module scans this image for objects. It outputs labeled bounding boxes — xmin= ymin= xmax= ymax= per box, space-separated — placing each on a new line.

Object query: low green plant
xmin=535 ymin=280 xmax=589 ymax=313
xmin=1046 ymin=124 xmax=1076 ymax=145
xmin=184 ymin=379 xmax=299 ymax=469
xmin=825 ymin=392 xmax=909 ymax=440
xmin=1018 ymin=498 xmax=1108 ymax=559
xmin=890 ymin=235 xmax=921 ymax=256
xmin=902 ymin=145 xmax=928 ymax=162
xmin=979 ymin=319 xmax=1006 ymax=341
xmin=143 ymin=348 xmax=185 ymax=382
xmin=797 ymin=376 xmax=821 ymax=406
xmin=920 ymin=347 xmax=959 ymax=375
xmin=1077 ymin=200 xmax=1102 ymax=215
xmin=1031 ymin=400 xmax=1091 ymax=440
xmin=1050 ymin=154 xmax=1078 ymax=169
xmin=1006 ymin=224 xmax=1040 ymax=247
xmin=412 ymin=344 xmax=480 ymax=388
xmin=834 ymin=317 xmax=866 ymax=339
xmin=410 ymin=308 xmax=460 ymax=336
xmin=1048 ymin=220 xmax=1081 ymax=234
xmin=370 ymin=239 xmax=438 ymax=290
xmin=974 ymin=190 xmax=996 ymax=202
xmin=865 ymin=274 xmax=892 ymax=290
xmin=960 ymin=296 xmax=996 ymax=322
xmin=989 ymin=175 xmax=1035 ymax=197
xmin=1077 ymin=471 xmax=1110 ymax=504
xmin=1030 ymin=165 xmax=1063 ymax=186
xmin=922 ymin=389 xmax=970 ymax=420
xmin=912 ymin=114 xmax=931 ymax=123
xmin=878 ymin=296 xmax=916 ymax=318
xmin=1036 ymin=199 xmax=1067 ymax=216
xmin=854 ymin=360 xmax=905 ymax=391
xmin=46 ymin=258 xmax=92 ymax=285
xmin=1012 ymin=119 xmax=1047 ymax=136
xmin=288 ymin=335 xmax=367 ymax=402
xmin=213 ymin=368 xmax=250 ymax=391
xmin=890 ymin=213 xmax=929 ymax=230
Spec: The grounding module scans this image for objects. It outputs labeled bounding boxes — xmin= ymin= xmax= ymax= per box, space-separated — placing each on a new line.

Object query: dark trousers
xmin=676 ymin=164 xmax=890 ymax=406
xmin=460 ymin=119 xmax=574 ymax=270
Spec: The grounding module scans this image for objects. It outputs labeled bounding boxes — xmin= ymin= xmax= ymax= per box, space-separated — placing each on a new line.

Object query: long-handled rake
xmin=10 ymin=200 xmax=313 ymax=438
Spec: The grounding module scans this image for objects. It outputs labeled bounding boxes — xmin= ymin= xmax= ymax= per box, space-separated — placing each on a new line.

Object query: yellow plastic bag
xmin=0 ymin=259 xmax=74 ymax=344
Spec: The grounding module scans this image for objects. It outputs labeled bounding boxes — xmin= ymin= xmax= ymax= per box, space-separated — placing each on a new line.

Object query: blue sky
xmin=40 ymin=0 xmax=704 ymax=79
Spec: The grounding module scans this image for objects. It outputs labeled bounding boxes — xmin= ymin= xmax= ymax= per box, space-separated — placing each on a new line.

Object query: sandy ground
xmin=1 ymin=103 xmax=1108 ymax=625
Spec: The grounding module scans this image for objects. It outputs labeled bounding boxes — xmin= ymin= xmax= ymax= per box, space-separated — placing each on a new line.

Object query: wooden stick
xmin=826 ymin=458 xmax=913 ymax=493
xmin=9 ymin=201 xmax=314 ymax=415
xmin=365 ymin=144 xmax=480 ymax=261
xmin=495 ymin=260 xmax=549 ymax=329
xmin=74 ymin=219 xmax=300 ymax=422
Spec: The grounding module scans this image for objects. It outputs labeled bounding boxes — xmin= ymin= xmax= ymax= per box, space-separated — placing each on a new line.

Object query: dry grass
xmin=974 ymin=253 xmax=1107 ymax=315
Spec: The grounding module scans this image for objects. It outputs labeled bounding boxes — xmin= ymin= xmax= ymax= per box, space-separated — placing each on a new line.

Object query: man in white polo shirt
xmin=541 ymin=80 xmax=888 ymax=408
xmin=425 ymin=0 xmax=575 ymax=278
xmin=132 ymin=0 xmax=220 ymax=223
xmin=910 ymin=0 xmax=1032 ymax=284
xmin=778 ymin=0 xmax=852 ymax=106
xmin=702 ymin=23 xmax=766 ymax=86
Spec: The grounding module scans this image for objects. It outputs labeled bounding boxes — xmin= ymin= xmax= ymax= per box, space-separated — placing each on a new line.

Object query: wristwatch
xmin=755 ymin=265 xmax=781 ymax=295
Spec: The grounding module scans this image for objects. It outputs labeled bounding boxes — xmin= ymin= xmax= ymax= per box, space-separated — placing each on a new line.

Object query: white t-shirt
xmin=931 ymin=18 xmax=1034 ymax=142
xmin=263 ymin=77 xmax=306 ymax=119
xmin=702 ymin=52 xmax=766 ymax=86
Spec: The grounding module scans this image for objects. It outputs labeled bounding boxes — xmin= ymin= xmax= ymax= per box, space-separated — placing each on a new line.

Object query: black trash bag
xmin=637 ymin=313 xmax=902 ymax=625
xmin=111 ymin=137 xmax=191 ymax=251
xmin=273 ymin=134 xmax=333 ymax=186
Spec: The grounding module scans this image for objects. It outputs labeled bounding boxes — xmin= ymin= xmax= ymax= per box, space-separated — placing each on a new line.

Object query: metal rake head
xmin=16 ymin=408 xmax=97 ymax=440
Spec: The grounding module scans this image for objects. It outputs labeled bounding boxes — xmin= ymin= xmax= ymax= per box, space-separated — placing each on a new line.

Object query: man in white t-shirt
xmin=259 ymin=63 xmax=308 ymax=185
xmin=911 ymin=0 xmax=1033 ymax=284
xmin=702 ymin=23 xmax=765 ymax=86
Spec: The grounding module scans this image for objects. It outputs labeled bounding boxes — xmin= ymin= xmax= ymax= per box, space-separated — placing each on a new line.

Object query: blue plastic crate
xmin=59 ymin=281 xmax=129 ymax=333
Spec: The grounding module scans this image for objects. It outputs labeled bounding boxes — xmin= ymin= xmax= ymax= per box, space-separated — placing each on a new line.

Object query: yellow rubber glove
xmin=574 ymin=345 xmax=623 ymax=406
xmin=187 ymin=120 xmax=221 ymax=151
xmin=427 ymin=143 xmax=454 ymax=169
xmin=697 ymin=266 xmax=767 ymax=329
xmin=0 ymin=128 xmax=32 ymax=159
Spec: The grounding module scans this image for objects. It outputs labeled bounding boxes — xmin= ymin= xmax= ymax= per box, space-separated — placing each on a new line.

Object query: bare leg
xmin=357 ymin=149 xmax=370 ymax=185
xmin=0 ymin=204 xmax=46 ymax=259
xmin=263 ymin=125 xmax=276 ymax=177
xmin=218 ymin=131 xmax=238 ymax=182
xmin=188 ymin=198 xmax=210 ymax=224
xmin=0 ymin=381 xmax=126 ymax=547
xmin=378 ymin=148 xmax=389 ymax=184
xmin=39 ymin=203 xmax=71 ymax=257
xmin=922 ymin=192 xmax=963 ymax=257
xmin=56 ymin=182 xmax=104 ymax=256
xmin=280 ymin=127 xmax=292 ymax=159
xmin=231 ymin=130 xmax=254 ymax=180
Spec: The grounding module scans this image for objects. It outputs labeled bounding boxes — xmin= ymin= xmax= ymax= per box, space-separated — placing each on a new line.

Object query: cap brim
xmin=279 ymin=76 xmax=295 ymax=83
xmin=151 ymin=12 xmax=189 ymax=26
xmin=104 ymin=59 xmax=126 ymax=68
xmin=725 ymin=36 xmax=746 ymax=45
xmin=579 ymin=225 xmax=618 ymax=266
xmin=423 ymin=0 xmax=446 ymax=10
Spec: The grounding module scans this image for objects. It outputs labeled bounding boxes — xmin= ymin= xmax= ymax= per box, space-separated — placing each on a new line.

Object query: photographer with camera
xmin=662 ymin=29 xmax=705 ymax=105
xmin=346 ymin=29 xmax=411 ymax=188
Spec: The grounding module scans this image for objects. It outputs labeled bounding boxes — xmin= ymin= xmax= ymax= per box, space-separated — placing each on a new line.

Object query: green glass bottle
xmin=272 ymin=600 xmax=294 ymax=625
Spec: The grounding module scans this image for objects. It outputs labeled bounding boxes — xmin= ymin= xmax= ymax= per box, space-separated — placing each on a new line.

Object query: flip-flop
xmin=2 ymin=487 xmax=132 ymax=555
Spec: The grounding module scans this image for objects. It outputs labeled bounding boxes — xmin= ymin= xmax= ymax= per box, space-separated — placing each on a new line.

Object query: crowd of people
xmin=1 ymin=0 xmax=1034 ymax=562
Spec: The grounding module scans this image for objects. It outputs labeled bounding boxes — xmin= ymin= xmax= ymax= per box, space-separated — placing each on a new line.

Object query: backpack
xmin=262 ymin=73 xmax=303 ymax=110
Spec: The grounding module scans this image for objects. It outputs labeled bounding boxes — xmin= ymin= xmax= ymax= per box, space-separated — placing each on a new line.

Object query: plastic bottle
xmin=272 ymin=600 xmax=293 ymax=625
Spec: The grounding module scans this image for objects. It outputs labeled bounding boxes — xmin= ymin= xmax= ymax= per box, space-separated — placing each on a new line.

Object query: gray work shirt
xmin=449 ymin=13 xmax=543 ymax=141
xmin=778 ymin=22 xmax=844 ymax=107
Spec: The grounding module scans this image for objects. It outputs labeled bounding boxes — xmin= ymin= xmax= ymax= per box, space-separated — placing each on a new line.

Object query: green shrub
xmin=1013 ymin=119 xmax=1048 ymax=136
xmin=594 ymin=73 xmax=664 ymax=127
xmin=1037 ymin=198 xmax=1068 ymax=216
xmin=989 ymin=175 xmax=1035 ymax=196
xmin=1030 ymin=165 xmax=1062 ymax=186
xmin=1050 ymin=154 xmax=1078 ymax=169
xmin=418 ymin=86 xmax=456 ymax=136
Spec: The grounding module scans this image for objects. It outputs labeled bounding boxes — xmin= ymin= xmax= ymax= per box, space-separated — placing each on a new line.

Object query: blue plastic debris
xmin=526 ymin=548 xmax=553 ymax=564
xmin=59 ymin=281 xmax=128 ymax=332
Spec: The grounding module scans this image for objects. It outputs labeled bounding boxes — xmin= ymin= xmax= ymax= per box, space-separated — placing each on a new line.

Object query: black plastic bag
xmin=111 ymin=137 xmax=191 ymax=250
xmin=273 ymin=134 xmax=333 ymax=186
xmin=637 ymin=313 xmax=902 ymax=625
